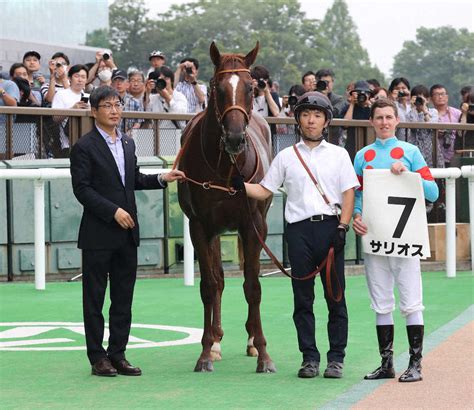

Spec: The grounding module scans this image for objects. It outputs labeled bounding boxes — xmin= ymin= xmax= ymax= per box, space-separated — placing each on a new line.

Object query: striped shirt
xmin=175 ymin=81 xmax=207 ymax=113
xmin=96 ymin=124 xmax=126 ymax=186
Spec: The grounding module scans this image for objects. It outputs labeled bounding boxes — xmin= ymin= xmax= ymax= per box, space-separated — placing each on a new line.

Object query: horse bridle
xmin=211 ymin=67 xmax=253 ymax=129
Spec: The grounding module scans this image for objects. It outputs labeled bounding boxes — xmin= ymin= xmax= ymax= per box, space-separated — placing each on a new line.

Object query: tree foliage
xmin=88 ymin=0 xmax=385 ymax=94
xmin=85 ymin=29 xmax=110 ymax=49
xmin=392 ymin=26 xmax=474 ymax=107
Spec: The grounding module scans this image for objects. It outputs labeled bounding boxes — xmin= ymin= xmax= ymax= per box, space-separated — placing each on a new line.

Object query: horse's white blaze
xmin=229 ymin=74 xmax=239 ymax=105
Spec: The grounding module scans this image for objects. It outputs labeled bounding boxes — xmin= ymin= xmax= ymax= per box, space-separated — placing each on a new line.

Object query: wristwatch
xmin=191 ymin=81 xmax=197 ymax=86
xmin=338 ymin=223 xmax=350 ymax=232
xmin=0 ymin=89 xmax=6 ymax=97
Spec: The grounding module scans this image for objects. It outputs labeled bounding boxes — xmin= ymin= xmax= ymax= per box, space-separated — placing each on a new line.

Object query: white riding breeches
xmin=363 ymin=253 xmax=424 ymax=317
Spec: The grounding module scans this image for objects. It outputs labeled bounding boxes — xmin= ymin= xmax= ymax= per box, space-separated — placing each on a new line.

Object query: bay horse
xmin=177 ymin=41 xmax=276 ymax=373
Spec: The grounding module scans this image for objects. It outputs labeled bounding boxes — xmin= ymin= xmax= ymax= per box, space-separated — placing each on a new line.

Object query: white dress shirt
xmin=260 ymin=140 xmax=359 ymax=223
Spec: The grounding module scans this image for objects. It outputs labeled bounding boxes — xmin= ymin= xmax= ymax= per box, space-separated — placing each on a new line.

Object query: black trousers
xmin=82 ymin=237 xmax=138 ymax=365
xmin=287 ymin=217 xmax=348 ymax=363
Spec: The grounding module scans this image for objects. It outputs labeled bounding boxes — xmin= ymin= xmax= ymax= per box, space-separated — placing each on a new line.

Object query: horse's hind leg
xmin=240 ymin=221 xmax=276 ymax=373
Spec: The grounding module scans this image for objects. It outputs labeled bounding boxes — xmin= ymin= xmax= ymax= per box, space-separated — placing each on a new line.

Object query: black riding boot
xmin=399 ymin=325 xmax=424 ymax=382
xmin=364 ymin=325 xmax=395 ymax=380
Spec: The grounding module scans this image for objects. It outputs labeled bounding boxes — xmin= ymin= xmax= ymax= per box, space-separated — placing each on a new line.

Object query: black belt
xmin=308 ymin=214 xmax=338 ymax=222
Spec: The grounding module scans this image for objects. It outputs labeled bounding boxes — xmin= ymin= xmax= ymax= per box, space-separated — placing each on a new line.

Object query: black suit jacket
xmin=70 ymin=127 xmax=164 ymax=250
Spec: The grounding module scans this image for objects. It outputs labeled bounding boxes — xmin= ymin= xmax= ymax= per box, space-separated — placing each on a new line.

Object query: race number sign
xmin=362 ymin=169 xmax=430 ymax=259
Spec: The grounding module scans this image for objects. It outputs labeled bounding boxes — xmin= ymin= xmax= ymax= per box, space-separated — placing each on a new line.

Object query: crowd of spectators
xmin=0 ymin=48 xmax=472 ymax=163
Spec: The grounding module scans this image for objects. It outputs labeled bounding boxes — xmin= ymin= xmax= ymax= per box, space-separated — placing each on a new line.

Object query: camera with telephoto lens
xmin=316 ymin=80 xmax=328 ymax=92
xmin=185 ymin=66 xmax=193 ymax=75
xmin=398 ymin=91 xmax=408 ymax=98
xmin=288 ymin=95 xmax=298 ymax=106
xmin=415 ymin=96 xmax=424 ymax=106
xmin=468 ymin=104 xmax=474 ymax=111
xmin=257 ymin=78 xmax=266 ymax=89
xmin=102 ymin=53 xmax=110 ymax=61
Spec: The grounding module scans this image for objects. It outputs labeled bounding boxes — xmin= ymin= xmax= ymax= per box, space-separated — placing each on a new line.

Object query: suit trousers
xmin=287 ymin=217 xmax=348 ymax=363
xmin=82 ymin=235 xmax=138 ymax=365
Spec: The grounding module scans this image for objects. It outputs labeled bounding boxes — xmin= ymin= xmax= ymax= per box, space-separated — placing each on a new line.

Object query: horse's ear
xmin=210 ymin=41 xmax=221 ymax=67
xmin=244 ymin=41 xmax=259 ymax=67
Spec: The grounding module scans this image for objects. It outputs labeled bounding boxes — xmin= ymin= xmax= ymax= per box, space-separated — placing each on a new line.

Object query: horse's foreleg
xmin=190 ymin=221 xmax=217 ymax=372
xmin=240 ymin=220 xmax=276 ymax=373
xmin=210 ymin=248 xmax=225 ymax=361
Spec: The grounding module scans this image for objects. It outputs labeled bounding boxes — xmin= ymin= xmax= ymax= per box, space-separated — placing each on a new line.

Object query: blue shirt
xmin=96 ymin=124 xmax=126 ymax=186
xmin=353 ymin=136 xmax=439 ymax=216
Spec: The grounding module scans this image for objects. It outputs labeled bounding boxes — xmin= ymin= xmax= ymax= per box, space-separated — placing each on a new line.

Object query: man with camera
xmin=405 ymin=85 xmax=443 ymax=168
xmin=145 ymin=66 xmax=187 ymax=129
xmin=314 ymin=69 xmax=345 ymax=118
xmin=301 ymin=71 xmax=316 ymax=93
xmin=147 ymin=50 xmax=166 ymax=77
xmin=23 ymin=51 xmax=44 ymax=103
xmin=174 ymin=58 xmax=207 ymax=113
xmin=87 ymin=51 xmax=117 ymax=90
xmin=251 ymin=65 xmax=280 ymax=118
xmin=341 ymin=80 xmax=372 ymax=160
xmin=41 ymin=52 xmax=70 ymax=107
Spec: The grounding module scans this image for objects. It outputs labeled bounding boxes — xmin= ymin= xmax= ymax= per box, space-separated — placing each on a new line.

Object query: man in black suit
xmin=70 ymin=86 xmax=185 ymax=377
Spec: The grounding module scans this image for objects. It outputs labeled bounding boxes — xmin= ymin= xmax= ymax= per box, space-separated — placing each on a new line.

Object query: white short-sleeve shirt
xmin=261 ymin=140 xmax=360 ymax=223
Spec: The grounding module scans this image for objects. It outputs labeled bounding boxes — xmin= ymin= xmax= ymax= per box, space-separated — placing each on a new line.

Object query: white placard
xmin=361 ymin=169 xmax=430 ymax=259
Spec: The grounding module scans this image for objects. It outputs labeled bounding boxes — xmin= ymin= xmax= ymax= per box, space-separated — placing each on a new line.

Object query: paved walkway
xmin=322 ymin=306 xmax=473 ymax=409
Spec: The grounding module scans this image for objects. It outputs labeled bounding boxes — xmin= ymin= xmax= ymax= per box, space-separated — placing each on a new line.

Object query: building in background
xmin=0 ymin=0 xmax=108 ymax=76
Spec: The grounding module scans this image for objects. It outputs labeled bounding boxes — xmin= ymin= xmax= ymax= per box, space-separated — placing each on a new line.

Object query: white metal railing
xmin=0 ymin=168 xmax=195 ymax=290
xmin=0 ymin=166 xmax=472 ymax=289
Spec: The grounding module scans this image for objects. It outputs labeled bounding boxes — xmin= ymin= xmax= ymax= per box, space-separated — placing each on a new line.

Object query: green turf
xmin=0 ymin=271 xmax=472 ymax=409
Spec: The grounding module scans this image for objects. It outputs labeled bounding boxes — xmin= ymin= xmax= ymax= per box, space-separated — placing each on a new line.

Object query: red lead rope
xmin=244 ymin=195 xmax=343 ymax=303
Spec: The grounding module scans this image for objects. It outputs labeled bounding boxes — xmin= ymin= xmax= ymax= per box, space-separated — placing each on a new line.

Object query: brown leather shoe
xmin=91 ymin=358 xmax=118 ymax=377
xmin=111 ymin=359 xmax=142 ymax=376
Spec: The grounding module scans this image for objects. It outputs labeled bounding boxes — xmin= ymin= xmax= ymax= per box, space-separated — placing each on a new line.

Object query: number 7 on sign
xmin=387 ymin=196 xmax=416 ymax=238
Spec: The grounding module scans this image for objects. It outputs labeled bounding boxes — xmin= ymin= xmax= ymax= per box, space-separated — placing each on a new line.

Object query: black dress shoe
xmin=111 ymin=359 xmax=142 ymax=376
xmin=91 ymin=358 xmax=118 ymax=377
xmin=297 ymin=361 xmax=319 ymax=378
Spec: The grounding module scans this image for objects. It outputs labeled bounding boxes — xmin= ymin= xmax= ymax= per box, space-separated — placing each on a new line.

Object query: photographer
xmin=174 ymin=58 xmax=207 ymax=113
xmin=406 ymin=85 xmax=443 ymax=168
xmin=388 ymin=77 xmax=411 ymax=141
xmin=147 ymin=50 xmax=166 ymax=77
xmin=23 ymin=51 xmax=44 ymax=104
xmin=145 ymin=66 xmax=187 ymax=131
xmin=430 ymin=84 xmax=461 ymax=167
xmin=340 ymin=80 xmax=372 ymax=160
xmin=9 ymin=63 xmax=41 ymax=106
xmin=41 ymin=52 xmax=70 ymax=107
xmin=315 ymin=69 xmax=345 ymax=118
xmin=250 ymin=65 xmax=280 ymax=118
xmin=277 ymin=84 xmax=305 ymax=135
xmin=86 ymin=51 xmax=117 ymax=90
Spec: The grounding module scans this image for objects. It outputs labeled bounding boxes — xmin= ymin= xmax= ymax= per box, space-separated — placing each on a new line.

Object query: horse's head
xmin=209 ymin=41 xmax=259 ymax=155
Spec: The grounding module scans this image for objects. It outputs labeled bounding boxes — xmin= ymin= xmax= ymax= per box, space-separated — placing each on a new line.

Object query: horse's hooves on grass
xmin=211 ymin=350 xmax=222 ymax=361
xmin=246 ymin=346 xmax=258 ymax=357
xmin=194 ymin=360 xmax=214 ymax=372
xmin=256 ymin=361 xmax=277 ymax=373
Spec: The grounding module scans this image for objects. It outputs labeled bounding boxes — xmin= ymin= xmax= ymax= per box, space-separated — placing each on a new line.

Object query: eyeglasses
xmin=129 ymin=79 xmax=144 ymax=84
xmin=98 ymin=103 xmax=124 ymax=111
xmin=432 ymin=92 xmax=447 ymax=97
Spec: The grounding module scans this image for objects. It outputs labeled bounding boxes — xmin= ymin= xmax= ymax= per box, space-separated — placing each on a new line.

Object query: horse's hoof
xmin=246 ymin=346 xmax=258 ymax=357
xmin=194 ymin=360 xmax=214 ymax=372
xmin=256 ymin=361 xmax=277 ymax=373
xmin=211 ymin=350 xmax=222 ymax=361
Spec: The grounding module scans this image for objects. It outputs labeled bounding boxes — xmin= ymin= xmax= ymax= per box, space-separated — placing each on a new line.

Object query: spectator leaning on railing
xmin=111 ymin=69 xmax=142 ymax=134
xmin=41 ymin=52 xmax=70 ymax=107
xmin=430 ymin=84 xmax=461 ymax=167
xmin=9 ymin=63 xmax=41 ymax=106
